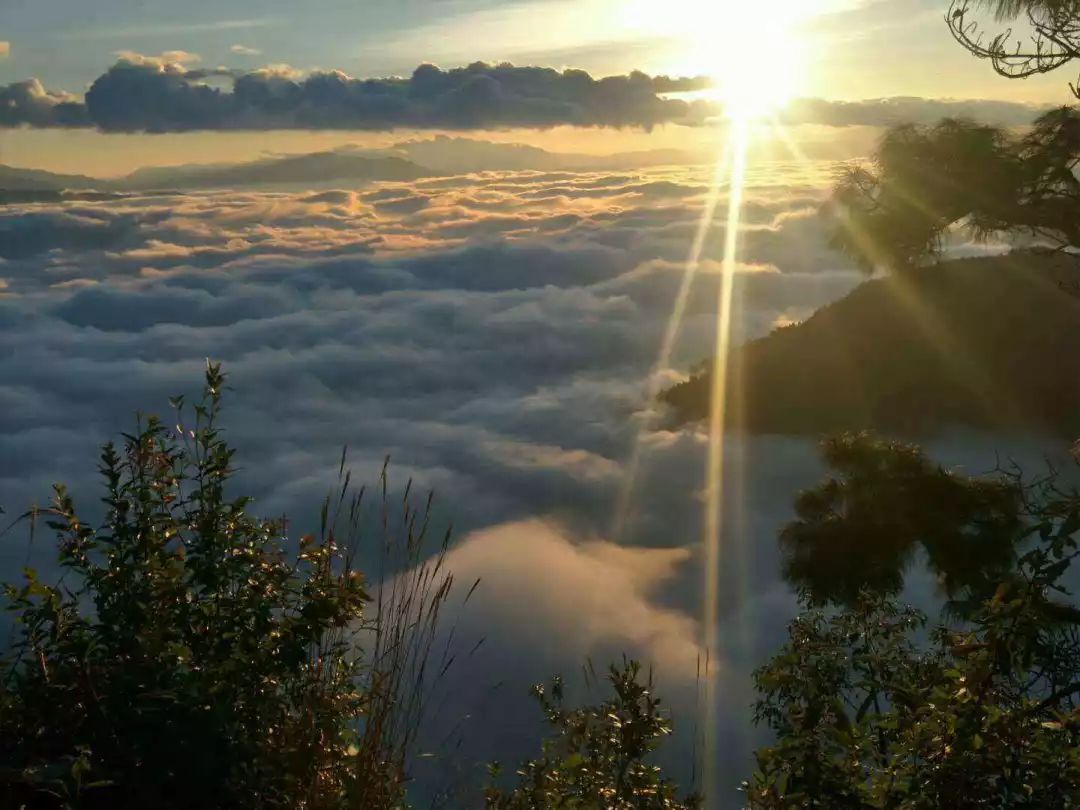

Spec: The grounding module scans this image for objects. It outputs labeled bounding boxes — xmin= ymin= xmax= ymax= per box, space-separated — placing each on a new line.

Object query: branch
xmin=948 ymin=0 xmax=1080 ymax=81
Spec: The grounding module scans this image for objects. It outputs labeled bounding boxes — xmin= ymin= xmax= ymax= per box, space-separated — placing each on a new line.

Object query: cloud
xmin=444 ymin=520 xmax=701 ymax=677
xmin=0 ymin=49 xmax=1056 ymax=133
xmin=781 ymin=96 xmax=1054 ymax=127
xmin=0 ymin=79 xmax=90 ymax=128
xmin=2 ymin=58 xmax=708 ymax=132
xmin=0 ymin=161 xmax=1052 ymax=807
xmin=114 ymin=49 xmax=202 ymax=66
xmin=0 ymin=41 xmax=10 ymax=59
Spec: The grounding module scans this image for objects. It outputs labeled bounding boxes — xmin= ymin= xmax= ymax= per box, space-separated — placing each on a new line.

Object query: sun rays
xmin=604 ymin=5 xmax=838 ymax=805
xmin=609 ymin=112 xmax=788 ymax=807
xmin=622 ymin=0 xmax=810 ymax=120
xmin=701 ymin=113 xmax=751 ymax=809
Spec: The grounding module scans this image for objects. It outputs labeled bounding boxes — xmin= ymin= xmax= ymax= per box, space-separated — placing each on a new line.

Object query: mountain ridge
xmin=661 ymin=252 xmax=1080 ymax=437
xmin=0 ymin=138 xmax=705 ymax=194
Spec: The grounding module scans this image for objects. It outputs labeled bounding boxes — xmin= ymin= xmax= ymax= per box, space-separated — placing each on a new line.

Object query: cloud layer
xmin=0 ymin=53 xmax=1054 ymax=132
xmin=3 ymin=57 xmax=711 ymax=132
xmin=0 ymin=159 xmax=1054 ymax=806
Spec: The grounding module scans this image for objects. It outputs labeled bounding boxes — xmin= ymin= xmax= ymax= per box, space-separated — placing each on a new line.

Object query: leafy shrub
xmin=0 ymin=363 xmax=455 ymax=809
xmin=746 ymin=442 xmax=1080 ymax=808
xmin=486 ymin=660 xmax=700 ymax=810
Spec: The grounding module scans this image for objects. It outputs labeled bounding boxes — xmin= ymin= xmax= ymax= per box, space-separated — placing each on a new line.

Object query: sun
xmin=623 ymin=0 xmax=810 ymax=119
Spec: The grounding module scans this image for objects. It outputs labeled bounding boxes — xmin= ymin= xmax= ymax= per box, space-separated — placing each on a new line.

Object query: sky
xmin=1 ymin=0 xmax=1078 ymax=174
xmin=0 ymin=0 xmax=1074 ymax=99
xmin=1 ymin=1 xmax=1078 ymax=807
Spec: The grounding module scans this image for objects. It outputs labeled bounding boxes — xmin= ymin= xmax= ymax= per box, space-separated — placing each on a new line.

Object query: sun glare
xmin=624 ymin=0 xmax=809 ymax=119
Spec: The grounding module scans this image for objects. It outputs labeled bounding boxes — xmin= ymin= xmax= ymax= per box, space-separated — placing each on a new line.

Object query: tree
xmin=486 ymin=660 xmax=700 ymax=810
xmin=747 ymin=442 xmax=1080 ymax=808
xmin=828 ymin=107 xmax=1080 ymax=271
xmin=780 ymin=433 xmax=1022 ymax=609
xmin=0 ymin=364 xmax=456 ymax=809
xmin=948 ymin=1 xmax=1080 ymax=97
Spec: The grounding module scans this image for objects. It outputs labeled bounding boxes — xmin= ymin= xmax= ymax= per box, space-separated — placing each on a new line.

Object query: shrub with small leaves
xmin=746 ymin=442 xmax=1080 ymax=809
xmin=0 ymin=363 xmax=454 ymax=809
xmin=486 ymin=659 xmax=700 ymax=810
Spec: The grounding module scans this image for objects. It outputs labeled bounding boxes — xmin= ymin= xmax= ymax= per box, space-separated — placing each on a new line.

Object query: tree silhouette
xmin=829 ymin=107 xmax=1080 ymax=271
xmin=779 ymin=434 xmax=1022 ymax=609
xmin=948 ymin=0 xmax=1080 ymax=96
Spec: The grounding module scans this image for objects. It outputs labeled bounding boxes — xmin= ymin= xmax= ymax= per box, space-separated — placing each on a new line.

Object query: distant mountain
xmin=661 ymin=253 xmax=1080 ymax=436
xmin=0 ymin=138 xmax=708 ymax=197
xmin=0 ymin=165 xmax=98 ymax=191
xmin=119 ymin=151 xmax=429 ymax=189
xmin=389 ymin=135 xmax=700 ymax=173
xmin=0 ymin=151 xmax=428 ymax=196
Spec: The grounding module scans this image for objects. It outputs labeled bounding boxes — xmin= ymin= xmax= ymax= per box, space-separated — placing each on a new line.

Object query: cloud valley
xmin=0 ymin=157 xmax=1055 ymax=805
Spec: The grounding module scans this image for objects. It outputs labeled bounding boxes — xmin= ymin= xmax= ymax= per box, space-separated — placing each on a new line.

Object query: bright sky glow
xmin=623 ymin=0 xmax=815 ymax=118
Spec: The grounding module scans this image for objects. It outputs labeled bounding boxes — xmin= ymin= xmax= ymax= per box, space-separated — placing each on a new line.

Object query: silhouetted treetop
xmin=780 ymin=433 xmax=1022 ymax=607
xmin=828 ymin=107 xmax=1080 ymax=272
xmin=747 ymin=437 xmax=1080 ymax=808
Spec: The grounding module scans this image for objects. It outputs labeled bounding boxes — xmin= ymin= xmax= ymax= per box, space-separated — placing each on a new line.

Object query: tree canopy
xmin=828 ymin=107 xmax=1080 ymax=271
xmin=780 ymin=433 xmax=1022 ymax=608
xmin=486 ymin=661 xmax=699 ymax=810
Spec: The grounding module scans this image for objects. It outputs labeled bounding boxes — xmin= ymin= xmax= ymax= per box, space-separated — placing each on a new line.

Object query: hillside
xmin=0 ymin=152 xmax=428 ymax=195
xmin=661 ymin=252 xmax=1080 ymax=436
xmin=0 ymin=164 xmax=98 ymax=191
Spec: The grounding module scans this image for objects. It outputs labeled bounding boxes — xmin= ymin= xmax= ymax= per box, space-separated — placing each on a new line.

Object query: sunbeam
xmin=609 ymin=136 xmax=733 ymax=542
xmin=702 ymin=114 xmax=751 ymax=810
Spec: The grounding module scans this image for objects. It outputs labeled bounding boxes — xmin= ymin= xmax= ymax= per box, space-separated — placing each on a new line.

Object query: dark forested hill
xmin=661 ymin=252 xmax=1080 ymax=436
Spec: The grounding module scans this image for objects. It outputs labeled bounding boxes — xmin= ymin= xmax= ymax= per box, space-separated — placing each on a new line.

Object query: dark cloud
xmin=0 ymin=58 xmax=709 ymax=133
xmin=0 ymin=79 xmax=90 ymax=128
xmin=2 ymin=53 xmax=1053 ymax=133
xmin=781 ymin=96 xmax=1053 ymax=128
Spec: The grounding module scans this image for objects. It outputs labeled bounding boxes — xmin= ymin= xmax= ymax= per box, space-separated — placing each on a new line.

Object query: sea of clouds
xmin=0 ymin=160 xmax=1058 ymax=805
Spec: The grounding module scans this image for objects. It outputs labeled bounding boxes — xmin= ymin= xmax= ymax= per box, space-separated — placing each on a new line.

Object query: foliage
xmin=0 ymin=363 xmax=456 ymax=809
xmin=747 ymin=441 xmax=1080 ymax=809
xmin=828 ymin=108 xmax=1080 ymax=272
xmin=659 ymin=253 xmax=1080 ymax=436
xmin=781 ymin=433 xmax=1022 ymax=607
xmin=485 ymin=660 xmax=700 ymax=810
xmin=948 ymin=1 xmax=1080 ymax=97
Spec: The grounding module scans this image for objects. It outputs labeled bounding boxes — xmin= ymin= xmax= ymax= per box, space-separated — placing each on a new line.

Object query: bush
xmin=486 ymin=660 xmax=700 ymax=810
xmin=0 ymin=363 xmax=455 ymax=809
xmin=746 ymin=442 xmax=1080 ymax=808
